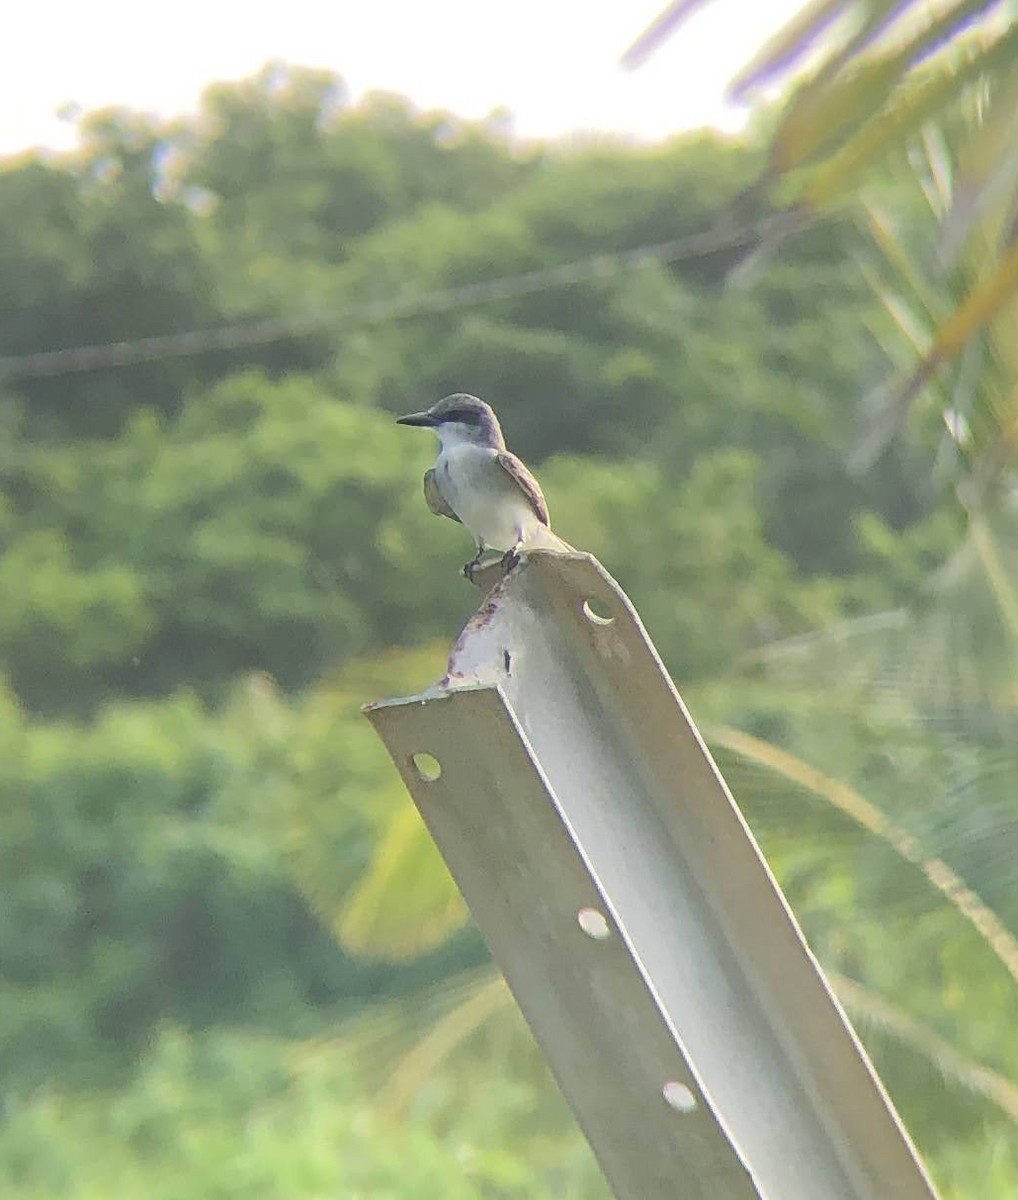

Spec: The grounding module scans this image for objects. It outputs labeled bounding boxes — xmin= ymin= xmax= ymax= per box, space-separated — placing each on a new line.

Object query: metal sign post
xmin=365 ymin=552 xmax=940 ymax=1200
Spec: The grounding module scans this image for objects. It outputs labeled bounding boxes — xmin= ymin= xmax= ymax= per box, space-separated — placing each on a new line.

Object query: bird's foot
xmin=501 ymin=543 xmax=522 ymax=573
xmin=462 ymin=550 xmax=485 ymax=582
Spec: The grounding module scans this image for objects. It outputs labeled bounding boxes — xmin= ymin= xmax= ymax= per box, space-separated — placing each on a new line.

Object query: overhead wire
xmin=0 ymin=209 xmax=816 ymax=384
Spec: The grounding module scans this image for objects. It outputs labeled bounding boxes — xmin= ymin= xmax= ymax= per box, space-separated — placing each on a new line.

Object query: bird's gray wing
xmin=496 ymin=451 xmax=550 ymax=527
xmin=423 ymin=468 xmax=461 ymax=523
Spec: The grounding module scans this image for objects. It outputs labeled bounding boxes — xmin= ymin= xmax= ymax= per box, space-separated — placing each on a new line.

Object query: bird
xmin=396 ymin=393 xmax=572 ymax=579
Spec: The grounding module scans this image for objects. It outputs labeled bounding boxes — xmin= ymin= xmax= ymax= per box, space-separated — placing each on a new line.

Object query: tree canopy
xmin=1 ymin=55 xmax=1015 ymax=1199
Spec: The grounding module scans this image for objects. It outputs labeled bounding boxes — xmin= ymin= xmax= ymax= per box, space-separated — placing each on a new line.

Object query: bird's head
xmin=396 ymin=393 xmax=505 ymax=450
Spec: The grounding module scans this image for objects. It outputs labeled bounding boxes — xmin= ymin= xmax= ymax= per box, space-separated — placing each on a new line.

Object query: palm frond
xmin=337 ymin=801 xmax=469 ymax=960
xmin=291 ymin=966 xmax=502 ymax=1089
xmin=627 ymin=1 xmax=1018 ymax=460
xmin=709 ymin=724 xmax=1018 ymax=986
xmin=805 ymin=26 xmax=1018 ymax=210
xmin=375 ymin=971 xmax=513 ymax=1117
xmin=830 ymin=970 xmax=1018 ymax=1124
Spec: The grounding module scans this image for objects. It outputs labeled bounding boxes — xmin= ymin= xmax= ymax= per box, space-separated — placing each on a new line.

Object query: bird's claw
xmin=463 ymin=546 xmax=521 ymax=582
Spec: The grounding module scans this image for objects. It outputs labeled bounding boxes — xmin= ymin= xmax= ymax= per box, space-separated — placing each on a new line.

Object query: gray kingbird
xmin=396 ymin=393 xmax=572 ymax=578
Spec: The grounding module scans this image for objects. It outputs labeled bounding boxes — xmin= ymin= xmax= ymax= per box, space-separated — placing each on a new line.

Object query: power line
xmin=0 ymin=210 xmax=812 ymax=382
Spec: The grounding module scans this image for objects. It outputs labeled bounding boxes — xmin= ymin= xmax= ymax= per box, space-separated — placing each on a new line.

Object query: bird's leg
xmin=501 ymin=538 xmax=524 ymax=573
xmin=462 ymin=542 xmax=487 ymax=582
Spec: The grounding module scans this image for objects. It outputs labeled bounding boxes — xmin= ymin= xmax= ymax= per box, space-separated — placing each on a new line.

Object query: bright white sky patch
xmin=2 ymin=0 xmax=804 ymax=156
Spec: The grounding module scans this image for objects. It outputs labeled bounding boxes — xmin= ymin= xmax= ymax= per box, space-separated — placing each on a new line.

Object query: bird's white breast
xmin=436 ymin=444 xmax=539 ymax=552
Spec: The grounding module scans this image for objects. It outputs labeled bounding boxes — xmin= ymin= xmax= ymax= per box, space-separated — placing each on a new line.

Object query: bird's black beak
xmin=396 ymin=410 xmax=436 ymax=427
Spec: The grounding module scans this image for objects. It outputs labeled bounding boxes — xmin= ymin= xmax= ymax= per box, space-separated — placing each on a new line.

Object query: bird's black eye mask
xmin=444 ymin=408 xmax=485 ymax=426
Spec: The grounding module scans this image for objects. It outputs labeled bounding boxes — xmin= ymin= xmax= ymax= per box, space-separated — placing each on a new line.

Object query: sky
xmin=2 ymin=0 xmax=806 ymax=156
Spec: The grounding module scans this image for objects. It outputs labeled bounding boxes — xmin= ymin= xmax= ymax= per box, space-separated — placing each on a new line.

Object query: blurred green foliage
xmin=0 ymin=1025 xmax=608 ymax=1200
xmin=0 ymin=62 xmax=1014 ymax=1197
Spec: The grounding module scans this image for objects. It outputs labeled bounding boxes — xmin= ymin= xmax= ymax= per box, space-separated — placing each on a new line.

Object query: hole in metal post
xmin=410 ymin=752 xmax=442 ymax=782
xmin=662 ymin=1081 xmax=697 ymax=1113
xmin=577 ymin=908 xmax=611 ymax=939
xmin=582 ymin=598 xmax=615 ymax=626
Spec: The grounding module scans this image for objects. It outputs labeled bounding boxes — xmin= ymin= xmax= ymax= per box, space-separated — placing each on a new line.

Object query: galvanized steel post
xmin=365 ymin=551 xmax=940 ymax=1200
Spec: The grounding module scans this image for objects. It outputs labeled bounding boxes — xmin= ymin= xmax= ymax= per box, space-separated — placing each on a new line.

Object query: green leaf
xmin=708 ymin=723 xmax=1018 ymax=987
xmin=891 ymin=234 xmax=1018 ymax=415
xmin=619 ymin=0 xmax=715 ymax=71
xmin=337 ymin=802 xmax=469 ymax=960
xmin=802 ymin=24 xmax=1018 ymax=209
xmin=769 ymin=1 xmax=1003 ymax=177
xmin=830 ymin=971 xmax=1018 ymax=1125
xmin=730 ymin=0 xmax=903 ymax=100
xmin=770 ymin=53 xmax=911 ymax=175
